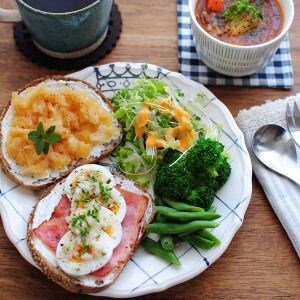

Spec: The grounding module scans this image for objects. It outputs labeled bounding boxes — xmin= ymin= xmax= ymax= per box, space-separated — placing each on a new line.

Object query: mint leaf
xmin=46 ymin=125 xmax=56 ymax=135
xmin=28 ymin=131 xmax=39 ymax=142
xmin=28 ymin=122 xmax=61 ymax=155
xmin=47 ymin=132 xmax=61 ymax=144
xmin=36 ymin=140 xmax=45 ymax=155
xmin=37 ymin=122 xmax=45 ymax=137
xmin=43 ymin=141 xmax=50 ymax=155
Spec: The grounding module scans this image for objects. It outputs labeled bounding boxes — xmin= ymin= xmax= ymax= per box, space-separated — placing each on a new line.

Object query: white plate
xmin=0 ymin=62 xmax=252 ymax=298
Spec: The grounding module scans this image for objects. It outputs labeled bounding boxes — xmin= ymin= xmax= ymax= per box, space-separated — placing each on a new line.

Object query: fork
xmin=286 ymin=101 xmax=300 ymax=147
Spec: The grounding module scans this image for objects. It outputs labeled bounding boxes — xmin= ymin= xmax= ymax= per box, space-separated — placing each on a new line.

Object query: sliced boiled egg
xmin=101 ymin=188 xmax=126 ymax=223
xmin=56 ymin=230 xmax=113 ymax=277
xmin=65 ymin=165 xmax=126 ymax=223
xmin=56 ymin=165 xmax=126 ymax=277
xmin=65 ymin=164 xmax=115 ymax=202
xmin=97 ymin=207 xmax=122 ymax=248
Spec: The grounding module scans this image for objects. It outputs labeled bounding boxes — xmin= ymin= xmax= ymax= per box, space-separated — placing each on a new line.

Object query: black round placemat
xmin=13 ymin=3 xmax=122 ymax=70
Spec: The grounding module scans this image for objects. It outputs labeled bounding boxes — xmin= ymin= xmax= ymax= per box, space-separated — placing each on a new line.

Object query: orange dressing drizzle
xmin=134 ymin=99 xmax=196 ymax=151
xmin=134 ymin=103 xmax=151 ymax=137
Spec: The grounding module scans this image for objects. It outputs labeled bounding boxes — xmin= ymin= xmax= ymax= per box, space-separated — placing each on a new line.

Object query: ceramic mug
xmin=0 ymin=0 xmax=113 ymax=59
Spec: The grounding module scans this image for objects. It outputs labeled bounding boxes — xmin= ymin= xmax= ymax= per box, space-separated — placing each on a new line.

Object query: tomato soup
xmin=195 ymin=0 xmax=284 ymax=46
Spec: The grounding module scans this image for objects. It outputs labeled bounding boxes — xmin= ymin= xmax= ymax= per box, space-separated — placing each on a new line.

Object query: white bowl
xmin=189 ymin=0 xmax=294 ymax=77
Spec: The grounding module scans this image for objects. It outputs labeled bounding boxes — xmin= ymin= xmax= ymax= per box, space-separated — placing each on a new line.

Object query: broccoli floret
xmin=189 ymin=159 xmax=231 ymax=191
xmin=186 ymin=139 xmax=231 ymax=191
xmin=214 ymin=157 xmax=231 ymax=190
xmin=186 ymin=186 xmax=215 ymax=211
xmin=154 ymin=152 xmax=189 ymax=201
xmin=186 ymin=139 xmax=224 ymax=177
xmin=154 ymin=140 xmax=231 ymax=210
xmin=163 ymin=149 xmax=183 ymax=165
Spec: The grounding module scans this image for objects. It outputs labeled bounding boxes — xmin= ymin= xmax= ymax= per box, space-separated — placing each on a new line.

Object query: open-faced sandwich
xmin=1 ymin=72 xmax=232 ymax=295
xmin=27 ymin=164 xmax=155 ymax=293
xmin=0 ymin=76 xmax=122 ymax=190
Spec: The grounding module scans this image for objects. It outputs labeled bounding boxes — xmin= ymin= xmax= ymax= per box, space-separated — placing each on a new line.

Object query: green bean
xmin=155 ymin=196 xmax=164 ymax=206
xmin=196 ymin=229 xmax=221 ymax=245
xmin=160 ymin=234 xmax=174 ymax=251
xmin=142 ymin=237 xmax=181 ymax=265
xmin=162 ymin=197 xmax=204 ymax=212
xmin=179 ymin=233 xmax=214 ymax=250
xmin=207 ymin=206 xmax=217 ymax=213
xmin=156 ymin=212 xmax=171 ymax=223
xmin=156 ymin=213 xmax=175 ymax=251
xmin=146 ymin=220 xmax=219 ymax=235
xmin=155 ymin=206 xmax=221 ymax=222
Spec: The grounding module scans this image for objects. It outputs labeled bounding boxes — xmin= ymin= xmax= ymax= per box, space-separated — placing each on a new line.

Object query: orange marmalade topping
xmin=6 ymin=82 xmax=120 ymax=176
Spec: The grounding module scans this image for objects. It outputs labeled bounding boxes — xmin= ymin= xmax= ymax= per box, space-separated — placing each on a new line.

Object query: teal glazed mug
xmin=0 ymin=0 xmax=113 ymax=58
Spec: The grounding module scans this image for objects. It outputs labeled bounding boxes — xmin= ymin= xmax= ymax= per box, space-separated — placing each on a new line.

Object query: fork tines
xmin=286 ymin=101 xmax=300 ymax=147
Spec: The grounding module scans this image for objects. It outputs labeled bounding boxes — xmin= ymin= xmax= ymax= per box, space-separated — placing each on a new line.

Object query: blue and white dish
xmin=0 ymin=62 xmax=252 ymax=297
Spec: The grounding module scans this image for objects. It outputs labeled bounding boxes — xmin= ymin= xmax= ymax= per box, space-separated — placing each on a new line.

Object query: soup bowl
xmin=188 ymin=0 xmax=294 ymax=77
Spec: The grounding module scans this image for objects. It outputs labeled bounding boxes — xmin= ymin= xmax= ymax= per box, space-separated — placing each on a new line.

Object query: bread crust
xmin=27 ymin=173 xmax=156 ymax=294
xmin=0 ymin=76 xmax=123 ymax=190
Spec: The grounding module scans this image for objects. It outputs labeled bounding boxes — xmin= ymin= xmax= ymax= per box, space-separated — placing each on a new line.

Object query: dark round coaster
xmin=13 ymin=3 xmax=122 ymax=70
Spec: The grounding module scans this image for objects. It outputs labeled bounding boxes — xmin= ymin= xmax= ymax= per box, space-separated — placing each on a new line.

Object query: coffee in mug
xmin=23 ymin=0 xmax=97 ymax=13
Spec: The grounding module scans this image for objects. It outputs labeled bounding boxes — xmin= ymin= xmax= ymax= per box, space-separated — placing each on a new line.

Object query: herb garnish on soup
xmin=195 ymin=0 xmax=283 ymax=46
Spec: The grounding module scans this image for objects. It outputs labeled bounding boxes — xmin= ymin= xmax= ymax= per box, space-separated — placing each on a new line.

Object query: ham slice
xmin=33 ymin=195 xmax=71 ymax=251
xmin=33 ymin=183 xmax=149 ymax=276
xmin=33 ymin=217 xmax=69 ymax=251
xmin=52 ymin=195 xmax=71 ymax=218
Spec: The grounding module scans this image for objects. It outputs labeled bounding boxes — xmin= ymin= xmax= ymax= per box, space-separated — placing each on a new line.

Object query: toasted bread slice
xmin=27 ymin=173 xmax=155 ymax=294
xmin=0 ymin=76 xmax=122 ymax=190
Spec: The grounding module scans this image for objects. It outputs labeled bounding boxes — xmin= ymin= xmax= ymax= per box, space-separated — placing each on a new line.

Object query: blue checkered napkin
xmin=177 ymin=0 xmax=294 ymax=89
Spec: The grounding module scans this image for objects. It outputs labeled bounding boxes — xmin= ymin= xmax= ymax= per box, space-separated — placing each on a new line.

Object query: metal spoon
xmin=252 ymin=124 xmax=300 ymax=186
